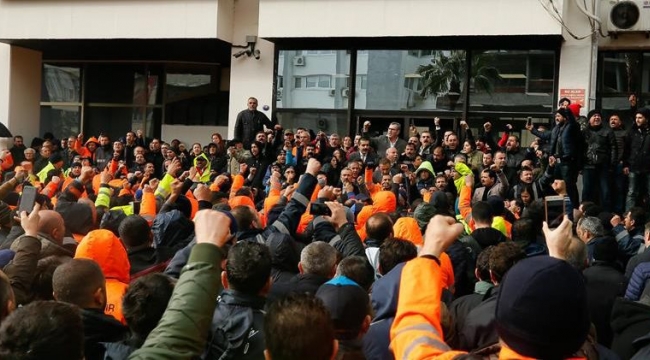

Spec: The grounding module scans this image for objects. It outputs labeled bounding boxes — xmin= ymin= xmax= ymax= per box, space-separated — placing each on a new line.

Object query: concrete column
xmin=227 ymin=0 xmax=275 ymax=138
xmin=556 ymin=0 xmax=596 ymax=116
xmin=0 ymin=45 xmax=42 ymax=142
xmin=0 ymin=44 xmax=10 ymax=131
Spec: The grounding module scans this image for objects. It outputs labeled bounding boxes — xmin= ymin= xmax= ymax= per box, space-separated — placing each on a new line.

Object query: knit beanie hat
xmin=496 ymin=256 xmax=589 ymax=359
xmin=636 ymin=107 xmax=650 ymax=121
xmin=587 ymin=109 xmax=601 ymax=120
xmin=555 ymin=108 xmax=573 ymax=121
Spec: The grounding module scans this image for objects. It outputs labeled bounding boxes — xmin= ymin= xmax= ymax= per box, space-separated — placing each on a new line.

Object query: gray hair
xmin=389 ymin=122 xmax=401 ymax=130
xmin=578 ymin=216 xmax=604 ymax=238
xmin=300 ymin=242 xmax=337 ymax=277
xmin=565 ymin=236 xmax=588 ymax=271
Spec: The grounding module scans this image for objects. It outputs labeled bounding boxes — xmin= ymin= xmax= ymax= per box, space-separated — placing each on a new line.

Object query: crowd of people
xmin=0 ymin=95 xmax=649 ymax=359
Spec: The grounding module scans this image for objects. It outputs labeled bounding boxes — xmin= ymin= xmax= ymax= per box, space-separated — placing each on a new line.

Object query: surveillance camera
xmin=233 ymin=50 xmax=248 ymax=58
xmin=253 ymin=49 xmax=261 ymax=60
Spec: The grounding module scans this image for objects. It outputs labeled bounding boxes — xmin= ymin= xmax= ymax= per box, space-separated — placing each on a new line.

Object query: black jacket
xmin=234 ymin=110 xmax=273 ymax=149
xmin=584 ymin=124 xmax=617 ymax=167
xmin=458 ymin=286 xmax=500 ymax=351
xmin=531 ymin=116 xmax=580 ymax=162
xmin=267 ymin=273 xmax=330 ymax=303
xmin=624 ymin=124 xmax=650 ymax=173
xmin=583 ymin=262 xmax=626 ymax=347
xmin=82 ymin=308 xmax=128 ymax=360
xmin=127 ymin=246 xmax=159 ymax=275
xmin=611 ymin=298 xmax=650 ymax=360
xmin=626 ymin=247 xmax=650 ymax=280
xmin=448 ymin=286 xmax=495 ymax=349
xmin=204 ymin=290 xmax=266 ymax=360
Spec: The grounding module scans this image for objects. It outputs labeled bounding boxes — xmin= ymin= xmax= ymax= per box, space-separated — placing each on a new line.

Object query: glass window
xmin=40 ymin=106 xmax=80 ymax=140
xmin=469 ymin=50 xmax=555 ymax=113
xmin=355 ymin=50 xmax=466 ymax=111
xmin=277 ymin=50 xmax=351 ymax=109
xmin=277 ymin=112 xmax=349 ymax=137
xmin=41 ymin=64 xmax=81 ymax=103
xmin=600 ymin=52 xmax=641 ymax=94
xmin=85 ymin=64 xmax=147 ymax=104
xmin=164 ymin=65 xmax=225 ymax=126
xmin=306 ymin=76 xmax=318 ymax=88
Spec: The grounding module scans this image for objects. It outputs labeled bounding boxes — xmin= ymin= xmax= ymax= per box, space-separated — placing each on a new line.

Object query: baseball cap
xmin=316 ymin=276 xmax=369 ymax=341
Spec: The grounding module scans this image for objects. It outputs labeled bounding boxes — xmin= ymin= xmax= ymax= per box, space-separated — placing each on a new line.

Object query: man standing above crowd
xmin=623 ymin=108 xmax=650 ymax=211
xmin=234 ymin=97 xmax=276 ymax=149
xmin=582 ymin=109 xmax=617 ymax=212
xmin=363 ymin=121 xmax=407 ymax=155
xmin=527 ymin=107 xmax=580 ymax=207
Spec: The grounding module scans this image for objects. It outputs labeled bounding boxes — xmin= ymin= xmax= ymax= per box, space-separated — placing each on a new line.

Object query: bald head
xmin=366 ymin=213 xmax=393 ymax=243
xmin=39 ymin=210 xmax=65 ymax=244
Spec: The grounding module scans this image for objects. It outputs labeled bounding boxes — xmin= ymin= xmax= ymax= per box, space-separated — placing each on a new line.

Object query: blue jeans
xmin=626 ymin=172 xmax=650 ymax=212
xmin=582 ymin=164 xmax=611 ymax=212
xmin=613 ymin=163 xmax=628 ymax=215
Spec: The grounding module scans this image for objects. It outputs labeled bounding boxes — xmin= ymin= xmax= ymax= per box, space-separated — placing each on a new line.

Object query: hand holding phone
xmin=310 ymin=203 xmax=332 ymax=216
xmin=18 ymin=186 xmax=38 ymax=215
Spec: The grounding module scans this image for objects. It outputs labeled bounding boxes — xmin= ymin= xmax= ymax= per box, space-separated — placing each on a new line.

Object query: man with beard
xmin=94 ymin=134 xmax=113 ymax=171
xmin=582 ymin=109 xmax=617 ymax=211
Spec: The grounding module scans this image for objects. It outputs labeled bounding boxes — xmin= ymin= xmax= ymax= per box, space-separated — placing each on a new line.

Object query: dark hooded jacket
xmin=611 ymin=298 xmax=650 ymax=360
xmin=152 ymin=209 xmax=194 ymax=262
xmin=265 ymin=232 xmax=302 ymax=283
xmin=583 ymin=261 xmax=626 ymax=347
xmin=82 ymin=308 xmax=127 ymax=360
xmin=458 ymin=286 xmax=501 ymax=351
xmin=362 ymin=262 xmax=405 ymax=360
xmin=203 ymin=289 xmax=266 ymax=360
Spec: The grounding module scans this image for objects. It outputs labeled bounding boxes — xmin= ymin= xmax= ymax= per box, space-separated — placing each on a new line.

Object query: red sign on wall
xmin=559 ymin=88 xmax=585 ymax=106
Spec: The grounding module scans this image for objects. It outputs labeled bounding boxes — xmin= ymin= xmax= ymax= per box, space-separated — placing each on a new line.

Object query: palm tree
xmin=417 ymin=50 xmax=501 ymax=110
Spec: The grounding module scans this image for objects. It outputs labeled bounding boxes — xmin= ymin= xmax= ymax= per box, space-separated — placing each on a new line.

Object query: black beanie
xmin=496 ymin=256 xmax=589 ymax=359
xmin=49 ymin=153 xmax=63 ymax=164
xmin=555 ymin=108 xmax=573 ymax=121
xmin=637 ymin=107 xmax=650 ymax=121
xmin=587 ymin=109 xmax=601 ymax=120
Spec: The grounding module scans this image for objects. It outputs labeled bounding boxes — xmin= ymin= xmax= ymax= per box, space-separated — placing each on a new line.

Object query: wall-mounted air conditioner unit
xmin=328 ymin=89 xmax=336 ymax=96
xmin=276 ymin=88 xmax=283 ymax=100
xmin=293 ymin=56 xmax=306 ymax=66
xmin=602 ymin=0 xmax=650 ymax=34
xmin=341 ymin=88 xmax=350 ymax=98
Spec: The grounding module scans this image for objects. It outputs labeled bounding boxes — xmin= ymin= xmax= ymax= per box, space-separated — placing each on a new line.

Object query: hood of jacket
xmin=471 ymin=227 xmax=506 ymax=248
xmin=266 ymin=232 xmax=303 ymax=273
xmin=56 ymin=199 xmax=96 ymax=237
xmin=371 ymin=190 xmax=396 ymax=214
xmin=610 ymin=297 xmax=650 ymax=335
xmin=371 ymin=262 xmax=405 ymax=321
xmin=192 ymin=153 xmax=212 ymax=181
xmin=414 ymin=161 xmax=434 ymax=177
xmin=393 ymin=217 xmax=423 ymax=246
xmin=152 ymin=209 xmax=194 ymax=253
xmin=75 ymin=229 xmax=130 ymax=283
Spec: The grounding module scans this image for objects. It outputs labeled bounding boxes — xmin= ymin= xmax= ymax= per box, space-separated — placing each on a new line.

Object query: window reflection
xmin=41 ymin=64 xmax=81 ymax=103
xmin=277 ymin=50 xmax=350 ymax=109
xmin=601 ymin=52 xmax=641 ymax=94
xmin=40 ymin=106 xmax=80 ymax=140
xmin=469 ymin=50 xmax=555 ymax=112
xmin=277 ymin=112 xmax=348 ymax=136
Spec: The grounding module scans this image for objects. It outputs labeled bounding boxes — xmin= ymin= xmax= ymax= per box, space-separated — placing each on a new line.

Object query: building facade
xmin=0 ymin=0 xmax=648 ymax=145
